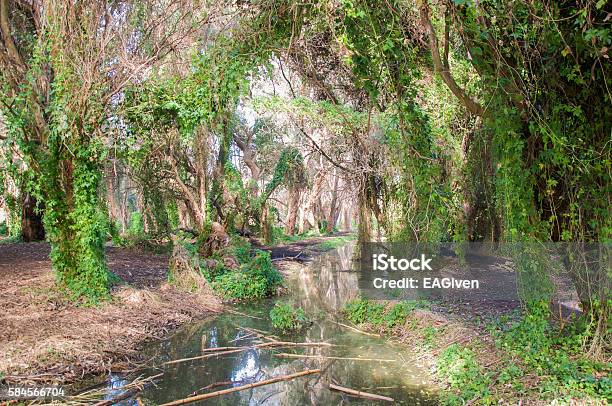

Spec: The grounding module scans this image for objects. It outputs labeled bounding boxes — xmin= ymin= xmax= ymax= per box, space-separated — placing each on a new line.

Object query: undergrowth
xmin=169 ymin=234 xmax=283 ymax=300
xmin=488 ymin=302 xmax=611 ymax=402
xmin=270 ymin=301 xmax=308 ymax=332
xmin=343 ymin=298 xmax=426 ymax=329
xmin=342 ymin=298 xmax=610 ymax=404
xmin=317 ymin=235 xmax=356 ymax=251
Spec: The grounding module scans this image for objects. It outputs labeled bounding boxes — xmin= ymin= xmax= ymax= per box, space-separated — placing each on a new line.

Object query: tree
xmin=0 ymin=0 xmax=210 ymax=300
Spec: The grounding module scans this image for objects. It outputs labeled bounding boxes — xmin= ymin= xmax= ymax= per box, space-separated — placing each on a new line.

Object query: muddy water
xmin=111 ymin=244 xmax=438 ymax=405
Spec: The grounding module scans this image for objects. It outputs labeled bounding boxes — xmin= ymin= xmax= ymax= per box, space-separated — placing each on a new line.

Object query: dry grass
xmin=0 ymin=243 xmax=222 ymax=384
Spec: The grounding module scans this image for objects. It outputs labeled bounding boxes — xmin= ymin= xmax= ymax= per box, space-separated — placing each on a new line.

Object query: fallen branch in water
xmin=201 ymin=346 xmax=243 ymax=352
xmin=165 ymin=341 xmax=335 ymax=365
xmin=329 ymin=383 xmax=394 ymax=402
xmin=164 ymin=348 xmax=245 ymax=364
xmin=238 ymin=326 xmax=279 ymax=341
xmin=189 ymin=380 xmax=233 ymax=396
xmin=159 ymin=369 xmax=322 ymax=405
xmin=225 ymin=308 xmax=263 ymax=319
xmin=53 ymin=373 xmax=164 ymax=406
xmin=271 ymin=251 xmax=303 ymax=261
xmin=274 ymin=353 xmax=397 ymax=362
xmin=330 ymin=320 xmax=381 ymax=337
xmin=93 ymin=387 xmax=142 ymax=406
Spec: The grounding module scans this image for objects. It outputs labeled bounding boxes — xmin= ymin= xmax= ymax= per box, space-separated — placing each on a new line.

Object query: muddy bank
xmin=0 ymin=242 xmax=222 ymax=385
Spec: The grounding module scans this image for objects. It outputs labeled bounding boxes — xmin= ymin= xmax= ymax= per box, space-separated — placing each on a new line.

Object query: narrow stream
xmin=107 ymin=244 xmax=438 ymax=405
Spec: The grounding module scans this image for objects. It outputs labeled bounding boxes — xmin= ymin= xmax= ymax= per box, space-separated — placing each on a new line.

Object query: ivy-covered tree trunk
xmin=357 ymin=187 xmax=372 ymax=243
xmin=43 ymin=147 xmax=109 ymax=301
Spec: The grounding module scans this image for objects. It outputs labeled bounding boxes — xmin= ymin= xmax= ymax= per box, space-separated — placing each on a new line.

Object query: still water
xmin=107 ymin=244 xmax=438 ymax=405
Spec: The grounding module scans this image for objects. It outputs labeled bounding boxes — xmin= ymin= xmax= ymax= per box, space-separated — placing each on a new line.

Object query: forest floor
xmin=0 ymin=242 xmax=222 ymax=385
xmin=0 ymin=234 xmax=349 ymax=385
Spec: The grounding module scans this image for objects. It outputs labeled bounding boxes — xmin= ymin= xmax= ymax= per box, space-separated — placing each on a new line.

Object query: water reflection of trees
xmin=294 ymin=244 xmax=359 ymax=313
xmin=140 ymin=245 xmax=437 ymax=405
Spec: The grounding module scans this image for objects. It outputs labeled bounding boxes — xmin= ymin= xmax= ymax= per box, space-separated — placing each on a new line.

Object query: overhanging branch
xmin=420 ymin=2 xmax=484 ymax=117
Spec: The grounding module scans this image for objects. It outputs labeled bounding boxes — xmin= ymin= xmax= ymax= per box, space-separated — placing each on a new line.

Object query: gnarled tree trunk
xmin=21 ymin=194 xmax=45 ymax=242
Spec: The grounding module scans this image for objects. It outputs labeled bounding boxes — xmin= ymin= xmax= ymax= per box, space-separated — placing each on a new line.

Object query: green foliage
xmin=344 ymin=298 xmax=417 ymax=329
xmin=269 ymin=302 xmax=308 ymax=333
xmin=317 ymin=235 xmax=356 ymax=251
xmin=258 ymin=147 xmax=306 ymax=209
xmin=228 ymin=235 xmax=252 ymax=265
xmin=127 ymin=212 xmax=144 ymax=238
xmin=211 ymin=250 xmax=282 ymax=300
xmin=383 ymin=301 xmax=414 ymax=328
xmin=212 ymin=271 xmax=269 ymax=300
xmin=270 ymin=229 xmax=320 ymax=244
xmin=491 ymin=302 xmax=611 ymax=400
xmin=437 ymin=344 xmax=493 ymax=405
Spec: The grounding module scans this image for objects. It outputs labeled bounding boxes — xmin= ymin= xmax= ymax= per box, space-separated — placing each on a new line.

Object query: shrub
xmin=213 ymin=272 xmax=268 ymax=299
xmin=270 ymin=302 xmax=308 ymax=332
xmin=211 ymin=250 xmax=282 ymax=300
xmin=344 ymin=299 xmax=416 ymax=328
xmin=247 ymin=250 xmax=282 ymax=293
xmin=229 ymin=235 xmax=252 ymax=264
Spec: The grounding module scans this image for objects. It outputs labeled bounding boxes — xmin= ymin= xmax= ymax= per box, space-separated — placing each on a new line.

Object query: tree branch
xmin=420 ymin=2 xmax=484 ymax=117
xmin=0 ymin=0 xmax=24 ymax=68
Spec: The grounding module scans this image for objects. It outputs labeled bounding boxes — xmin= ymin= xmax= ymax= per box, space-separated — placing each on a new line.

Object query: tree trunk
xmin=45 ymin=155 xmax=109 ymax=300
xmin=357 ymin=187 xmax=372 ymax=242
xmin=178 ymin=200 xmax=190 ymax=229
xmin=21 ymin=194 xmax=45 ymax=242
xmin=304 ymin=168 xmax=325 ymax=234
xmin=325 ymin=174 xmax=340 ymax=233
xmin=284 ymin=187 xmax=301 ymax=236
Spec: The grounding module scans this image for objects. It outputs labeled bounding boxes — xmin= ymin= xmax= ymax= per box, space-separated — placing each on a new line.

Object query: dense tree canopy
xmin=0 ymin=0 xmax=609 ymax=356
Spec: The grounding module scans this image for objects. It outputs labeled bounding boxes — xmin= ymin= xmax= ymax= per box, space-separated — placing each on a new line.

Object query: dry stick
xmin=329 ymin=383 xmax=394 ymax=402
xmin=274 ymin=353 xmax=397 ymax=362
xmin=271 ymin=251 xmax=303 ymax=261
xmin=224 ymin=308 xmax=263 ymax=319
xmin=201 ymin=346 xmax=243 ymax=352
xmin=159 ymin=369 xmax=322 ymax=406
xmin=165 ymin=341 xmax=335 ymax=365
xmin=329 ymin=320 xmax=381 ymax=337
xmin=240 ymin=326 xmax=279 ymax=340
xmin=164 ymin=348 xmax=245 ymax=365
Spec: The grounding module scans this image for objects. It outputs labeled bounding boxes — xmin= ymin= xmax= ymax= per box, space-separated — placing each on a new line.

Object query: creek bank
xmin=341 ymin=299 xmax=609 ymax=405
xmin=0 ymin=242 xmax=222 ymax=385
xmin=0 ymin=234 xmax=348 ymax=386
